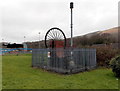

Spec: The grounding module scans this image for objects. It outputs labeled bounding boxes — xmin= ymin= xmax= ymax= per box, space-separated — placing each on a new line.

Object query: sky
xmin=0 ymin=0 xmax=119 ymax=43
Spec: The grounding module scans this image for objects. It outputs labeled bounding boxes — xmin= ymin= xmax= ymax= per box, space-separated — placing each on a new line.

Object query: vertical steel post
xmin=70 ymin=2 xmax=73 ymax=48
xmin=70 ymin=2 xmax=74 ymax=72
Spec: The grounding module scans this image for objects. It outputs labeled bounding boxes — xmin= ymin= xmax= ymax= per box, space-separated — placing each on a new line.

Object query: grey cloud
xmin=1 ymin=0 xmax=119 ymax=43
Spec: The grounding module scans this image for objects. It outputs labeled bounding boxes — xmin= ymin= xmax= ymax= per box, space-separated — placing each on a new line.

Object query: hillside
xmin=101 ymin=27 xmax=118 ymax=34
xmin=25 ymin=27 xmax=119 ymax=48
xmin=84 ymin=27 xmax=118 ymax=38
xmin=73 ymin=27 xmax=118 ymax=47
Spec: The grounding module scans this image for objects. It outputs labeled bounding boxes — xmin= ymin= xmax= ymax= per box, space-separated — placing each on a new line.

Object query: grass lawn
xmin=2 ymin=55 xmax=119 ymax=89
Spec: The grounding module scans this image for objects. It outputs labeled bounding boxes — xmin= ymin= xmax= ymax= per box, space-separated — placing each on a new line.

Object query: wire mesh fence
xmin=32 ymin=48 xmax=96 ymax=74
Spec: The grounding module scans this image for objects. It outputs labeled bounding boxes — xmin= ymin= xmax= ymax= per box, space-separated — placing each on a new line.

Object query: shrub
xmin=96 ymin=46 xmax=118 ymax=67
xmin=110 ymin=55 xmax=120 ymax=77
xmin=88 ymin=46 xmax=119 ymax=67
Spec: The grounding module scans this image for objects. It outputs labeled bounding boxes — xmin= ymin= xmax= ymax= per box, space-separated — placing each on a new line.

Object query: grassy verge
xmin=2 ymin=55 xmax=119 ymax=89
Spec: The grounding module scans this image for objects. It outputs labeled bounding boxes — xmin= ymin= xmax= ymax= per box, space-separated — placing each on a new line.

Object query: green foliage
xmin=2 ymin=55 xmax=118 ymax=89
xmin=95 ymin=46 xmax=118 ymax=67
xmin=110 ymin=55 xmax=120 ymax=77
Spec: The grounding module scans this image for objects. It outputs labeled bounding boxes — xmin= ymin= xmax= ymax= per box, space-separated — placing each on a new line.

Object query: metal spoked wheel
xmin=45 ymin=27 xmax=66 ymax=48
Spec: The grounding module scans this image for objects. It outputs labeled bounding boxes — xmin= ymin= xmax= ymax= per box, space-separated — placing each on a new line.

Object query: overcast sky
xmin=1 ymin=0 xmax=119 ymax=43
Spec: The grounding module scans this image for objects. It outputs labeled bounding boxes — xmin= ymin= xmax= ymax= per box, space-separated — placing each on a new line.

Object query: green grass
xmin=2 ymin=55 xmax=119 ymax=89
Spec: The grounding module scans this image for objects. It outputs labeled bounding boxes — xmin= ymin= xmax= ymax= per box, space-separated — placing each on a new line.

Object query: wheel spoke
xmin=48 ymin=33 xmax=55 ymax=39
xmin=55 ymin=31 xmax=58 ymax=39
xmin=57 ymin=32 xmax=61 ymax=40
xmin=59 ymin=32 xmax=63 ymax=39
xmin=54 ymin=29 xmax=57 ymax=39
xmin=47 ymin=35 xmax=53 ymax=40
xmin=51 ymin=29 xmax=56 ymax=39
xmin=45 ymin=28 xmax=66 ymax=48
xmin=49 ymin=31 xmax=55 ymax=39
xmin=58 ymin=31 xmax=63 ymax=40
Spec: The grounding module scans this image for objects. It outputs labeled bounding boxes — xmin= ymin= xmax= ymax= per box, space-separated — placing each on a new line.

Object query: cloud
xmin=1 ymin=0 xmax=119 ymax=43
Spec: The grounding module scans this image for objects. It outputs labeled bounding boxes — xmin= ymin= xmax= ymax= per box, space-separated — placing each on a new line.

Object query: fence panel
xmin=32 ymin=48 xmax=96 ymax=74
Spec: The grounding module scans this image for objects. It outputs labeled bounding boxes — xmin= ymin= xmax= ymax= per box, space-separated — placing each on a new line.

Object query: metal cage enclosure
xmin=32 ymin=48 xmax=96 ymax=74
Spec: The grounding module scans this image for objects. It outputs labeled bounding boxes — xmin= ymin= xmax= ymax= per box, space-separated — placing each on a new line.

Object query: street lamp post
xmin=24 ymin=36 xmax=26 ymax=53
xmin=69 ymin=2 xmax=74 ymax=71
xmin=24 ymin=36 xmax=26 ymax=43
xmin=2 ymin=39 xmax=4 ymax=48
xmin=2 ymin=39 xmax=4 ymax=42
xmin=70 ymin=2 xmax=73 ymax=49
xmin=39 ymin=32 xmax=40 ymax=48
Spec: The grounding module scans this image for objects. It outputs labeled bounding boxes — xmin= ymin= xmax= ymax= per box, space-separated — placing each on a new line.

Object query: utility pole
xmin=39 ymin=32 xmax=40 ymax=48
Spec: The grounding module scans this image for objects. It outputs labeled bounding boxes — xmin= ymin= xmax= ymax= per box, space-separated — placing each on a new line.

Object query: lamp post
xmin=24 ymin=36 xmax=26 ymax=43
xmin=70 ymin=2 xmax=73 ymax=49
xmin=2 ymin=39 xmax=4 ymax=43
xmin=24 ymin=36 xmax=26 ymax=53
xmin=69 ymin=2 xmax=75 ymax=71
xmin=39 ymin=32 xmax=40 ymax=48
xmin=2 ymin=39 xmax=4 ymax=42
xmin=2 ymin=39 xmax=4 ymax=48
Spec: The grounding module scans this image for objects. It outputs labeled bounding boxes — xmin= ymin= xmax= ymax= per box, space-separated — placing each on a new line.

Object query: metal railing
xmin=32 ymin=48 xmax=96 ymax=74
